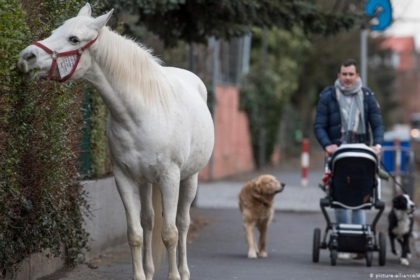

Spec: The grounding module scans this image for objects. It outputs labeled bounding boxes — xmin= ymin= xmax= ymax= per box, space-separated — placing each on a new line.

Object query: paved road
xmin=41 ymin=163 xmax=420 ymax=280
xmin=43 ymin=208 xmax=419 ymax=280
xmin=179 ymin=208 xmax=420 ymax=280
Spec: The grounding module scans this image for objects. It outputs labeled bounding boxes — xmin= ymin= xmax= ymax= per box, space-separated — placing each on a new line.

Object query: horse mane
xmin=94 ymin=26 xmax=172 ymax=109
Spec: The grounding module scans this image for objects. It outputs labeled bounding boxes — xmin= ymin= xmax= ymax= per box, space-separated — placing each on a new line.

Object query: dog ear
xmin=252 ymin=178 xmax=262 ymax=194
xmin=251 ymin=180 xmax=270 ymax=206
xmin=254 ymin=176 xmax=263 ymax=186
xmin=393 ymin=196 xmax=406 ymax=210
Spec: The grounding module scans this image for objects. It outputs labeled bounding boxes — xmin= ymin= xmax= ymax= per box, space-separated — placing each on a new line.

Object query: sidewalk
xmin=196 ymin=159 xmax=394 ymax=212
xmin=197 ymin=169 xmax=336 ymax=212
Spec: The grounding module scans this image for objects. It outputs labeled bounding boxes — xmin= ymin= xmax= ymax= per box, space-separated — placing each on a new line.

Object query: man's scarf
xmin=334 ymin=77 xmax=365 ymax=143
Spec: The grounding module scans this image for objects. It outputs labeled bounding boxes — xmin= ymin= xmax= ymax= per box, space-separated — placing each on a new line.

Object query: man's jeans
xmin=335 ymin=209 xmax=366 ymax=224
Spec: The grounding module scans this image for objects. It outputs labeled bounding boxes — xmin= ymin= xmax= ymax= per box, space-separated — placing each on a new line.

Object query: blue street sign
xmin=365 ymin=0 xmax=393 ymax=31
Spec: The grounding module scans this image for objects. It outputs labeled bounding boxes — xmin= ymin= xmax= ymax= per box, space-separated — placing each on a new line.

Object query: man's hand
xmin=371 ymin=145 xmax=381 ymax=156
xmin=325 ymin=144 xmax=338 ymax=155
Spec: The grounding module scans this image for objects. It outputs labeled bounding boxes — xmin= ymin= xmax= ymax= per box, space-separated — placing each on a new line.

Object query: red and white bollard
xmin=301 ymin=138 xmax=309 ymax=188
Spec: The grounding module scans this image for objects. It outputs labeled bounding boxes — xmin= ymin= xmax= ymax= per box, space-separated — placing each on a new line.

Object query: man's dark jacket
xmin=313 ymin=86 xmax=384 ymax=149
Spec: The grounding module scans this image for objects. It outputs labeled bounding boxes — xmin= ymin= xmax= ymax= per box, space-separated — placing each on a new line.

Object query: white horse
xmin=17 ymin=4 xmax=214 ymax=280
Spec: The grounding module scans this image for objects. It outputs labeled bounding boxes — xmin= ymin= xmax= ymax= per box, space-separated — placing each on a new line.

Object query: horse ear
xmin=77 ymin=3 xmax=92 ymax=17
xmin=93 ymin=9 xmax=114 ymax=30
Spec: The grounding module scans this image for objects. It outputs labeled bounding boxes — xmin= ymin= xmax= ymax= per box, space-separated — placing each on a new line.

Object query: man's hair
xmin=339 ymin=58 xmax=358 ymax=73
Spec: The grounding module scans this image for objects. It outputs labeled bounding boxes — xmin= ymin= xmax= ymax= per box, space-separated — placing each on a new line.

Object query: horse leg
xmin=139 ymin=182 xmax=154 ymax=280
xmin=114 ymin=169 xmax=145 ymax=280
xmin=176 ymin=173 xmax=198 ymax=280
xmin=159 ymin=171 xmax=181 ymax=280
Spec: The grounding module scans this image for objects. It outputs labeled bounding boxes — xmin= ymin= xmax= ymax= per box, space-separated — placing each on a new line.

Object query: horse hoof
xmin=168 ymin=272 xmax=181 ymax=280
xmin=132 ymin=271 xmax=146 ymax=280
xmin=180 ymin=272 xmax=190 ymax=280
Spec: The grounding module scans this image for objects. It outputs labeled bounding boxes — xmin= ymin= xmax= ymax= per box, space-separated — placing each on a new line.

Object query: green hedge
xmin=0 ymin=1 xmax=103 ymax=277
xmin=240 ymin=71 xmax=284 ymax=168
xmin=89 ymin=87 xmax=112 ymax=178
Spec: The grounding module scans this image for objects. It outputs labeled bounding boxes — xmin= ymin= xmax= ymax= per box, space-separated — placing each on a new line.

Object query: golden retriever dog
xmin=238 ymin=174 xmax=285 ymax=258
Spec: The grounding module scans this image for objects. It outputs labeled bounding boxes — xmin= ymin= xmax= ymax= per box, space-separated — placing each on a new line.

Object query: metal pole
xmin=394 ymin=138 xmax=401 ymax=194
xmin=360 ymin=25 xmax=368 ymax=85
xmin=258 ymin=28 xmax=268 ymax=169
xmin=242 ymin=35 xmax=251 ymax=76
xmin=208 ymin=37 xmax=219 ymax=180
xmin=189 ymin=42 xmax=195 ymax=73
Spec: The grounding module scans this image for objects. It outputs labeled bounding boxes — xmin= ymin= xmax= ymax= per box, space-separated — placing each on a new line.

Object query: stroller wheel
xmin=312 ymin=228 xmax=321 ymax=263
xmin=378 ymin=232 xmax=386 ymax=266
xmin=366 ymin=251 xmax=373 ymax=267
xmin=330 ymin=249 xmax=337 ymax=266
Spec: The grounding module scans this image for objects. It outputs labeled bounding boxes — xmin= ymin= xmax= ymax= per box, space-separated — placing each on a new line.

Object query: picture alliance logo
xmin=370 ymin=273 xmax=420 ymax=279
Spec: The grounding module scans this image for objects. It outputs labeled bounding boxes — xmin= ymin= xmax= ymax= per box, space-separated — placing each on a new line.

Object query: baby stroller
xmin=312 ymin=143 xmax=386 ymax=267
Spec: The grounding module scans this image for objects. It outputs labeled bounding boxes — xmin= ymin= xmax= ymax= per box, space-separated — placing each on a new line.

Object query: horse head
xmin=17 ymin=4 xmax=113 ymax=82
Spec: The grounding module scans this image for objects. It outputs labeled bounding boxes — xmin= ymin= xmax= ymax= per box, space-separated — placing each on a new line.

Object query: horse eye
xmin=69 ymin=36 xmax=80 ymax=44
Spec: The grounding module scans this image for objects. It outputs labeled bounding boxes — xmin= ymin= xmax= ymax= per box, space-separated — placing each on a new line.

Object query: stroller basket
xmin=329 ymin=146 xmax=378 ymax=209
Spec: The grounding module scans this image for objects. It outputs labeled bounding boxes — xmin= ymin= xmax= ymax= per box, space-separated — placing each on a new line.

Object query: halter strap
xmin=31 ymin=35 xmax=98 ymax=82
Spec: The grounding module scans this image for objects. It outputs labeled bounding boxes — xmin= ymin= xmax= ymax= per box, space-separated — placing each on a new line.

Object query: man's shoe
xmin=337 ymin=252 xmax=351 ymax=260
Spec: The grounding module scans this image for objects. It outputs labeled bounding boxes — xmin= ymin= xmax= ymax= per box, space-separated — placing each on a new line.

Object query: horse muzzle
xmin=17 ymin=58 xmax=29 ymax=73
xmin=17 ymin=47 xmax=39 ymax=74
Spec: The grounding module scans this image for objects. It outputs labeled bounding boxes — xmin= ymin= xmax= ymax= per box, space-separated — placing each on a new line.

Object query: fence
xmin=381 ymin=142 xmax=415 ymax=199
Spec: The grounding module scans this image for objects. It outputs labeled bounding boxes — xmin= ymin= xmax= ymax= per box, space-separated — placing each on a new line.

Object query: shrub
xmin=0 ymin=0 xmax=103 ymax=277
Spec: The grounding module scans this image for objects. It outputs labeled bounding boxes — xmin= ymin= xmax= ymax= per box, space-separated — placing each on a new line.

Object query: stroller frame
xmin=312 ymin=143 xmax=387 ymax=267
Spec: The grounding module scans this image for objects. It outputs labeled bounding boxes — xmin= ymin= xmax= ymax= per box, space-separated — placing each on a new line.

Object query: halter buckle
xmin=51 ymin=51 xmax=58 ymax=59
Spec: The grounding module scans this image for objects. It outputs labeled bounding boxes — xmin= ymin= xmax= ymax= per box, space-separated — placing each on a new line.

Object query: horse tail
xmin=152 ymin=184 xmax=165 ymax=271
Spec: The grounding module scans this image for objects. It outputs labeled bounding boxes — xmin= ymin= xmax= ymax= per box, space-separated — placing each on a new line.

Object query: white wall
xmin=82 ymin=177 xmax=128 ymax=260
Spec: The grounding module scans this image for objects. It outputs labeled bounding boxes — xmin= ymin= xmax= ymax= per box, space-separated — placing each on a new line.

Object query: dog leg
xmin=395 ymin=238 xmax=409 ymax=266
xmin=400 ymin=235 xmax=410 ymax=266
xmin=389 ymin=234 xmax=398 ymax=255
xmin=400 ymin=257 xmax=409 ymax=266
xmin=407 ymin=238 xmax=412 ymax=259
xmin=257 ymin=220 xmax=269 ymax=258
xmin=243 ymin=222 xmax=258 ymax=258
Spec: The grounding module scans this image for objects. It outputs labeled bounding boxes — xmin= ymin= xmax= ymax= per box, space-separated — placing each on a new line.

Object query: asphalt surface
xmin=42 ymin=209 xmax=419 ymax=280
xmin=40 ymin=160 xmax=420 ymax=280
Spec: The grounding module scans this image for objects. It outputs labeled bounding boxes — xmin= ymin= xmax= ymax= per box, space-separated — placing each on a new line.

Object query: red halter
xmin=31 ymin=36 xmax=98 ymax=82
